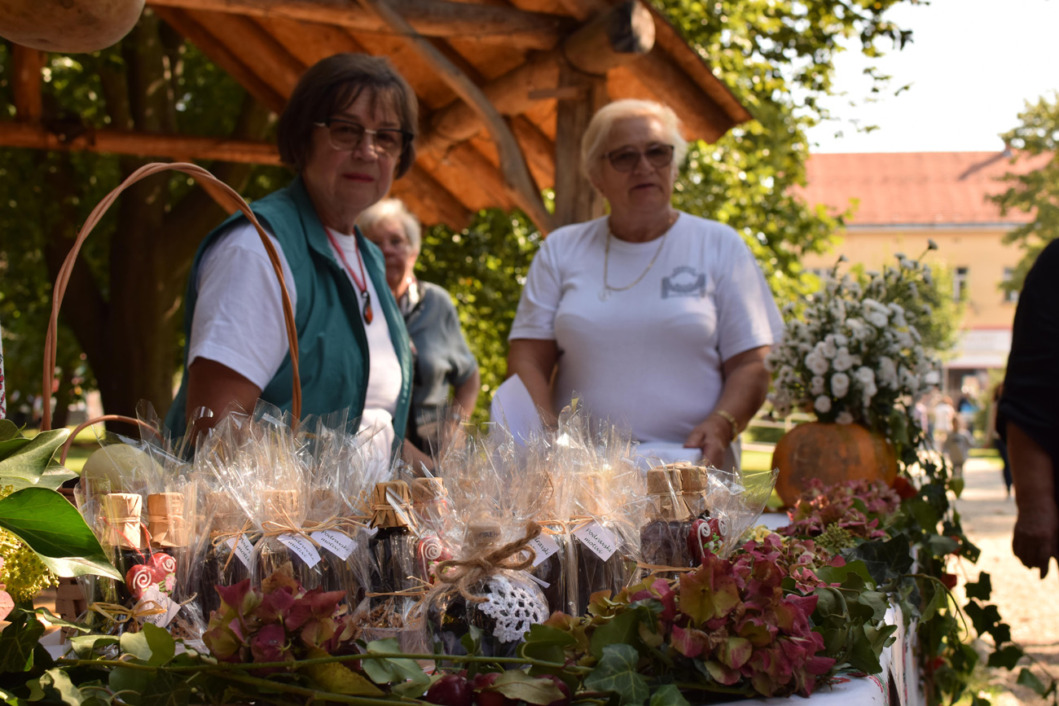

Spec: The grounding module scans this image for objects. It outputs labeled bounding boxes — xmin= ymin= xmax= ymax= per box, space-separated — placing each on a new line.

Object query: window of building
xmin=953 ymin=266 xmax=969 ymax=302
xmin=1001 ymin=267 xmax=1019 ymax=303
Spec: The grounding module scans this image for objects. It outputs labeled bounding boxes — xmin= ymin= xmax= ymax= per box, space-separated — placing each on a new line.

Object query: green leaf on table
xmin=120 ymin=623 xmax=176 ymax=666
xmin=0 ymin=487 xmax=121 ymax=579
xmin=649 ymin=684 xmax=690 ymax=706
xmin=0 ymin=429 xmax=71 ymax=483
xmin=584 ymin=644 xmax=650 ymax=706
xmin=68 ymin=634 xmax=120 ymax=658
xmin=492 ymin=670 xmax=564 ymax=705
xmin=0 ymin=611 xmax=45 ymax=672
xmin=521 ymin=624 xmax=576 ymax=674
xmin=590 ymin=609 xmax=639 ymax=659
xmin=360 ymin=638 xmax=430 ymax=691
xmin=40 ymin=668 xmax=85 ymax=705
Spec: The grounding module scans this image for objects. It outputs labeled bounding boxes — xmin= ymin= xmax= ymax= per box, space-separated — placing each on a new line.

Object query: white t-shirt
xmin=191 ymin=222 xmax=402 ymax=452
xmin=509 ymin=213 xmax=784 ymax=446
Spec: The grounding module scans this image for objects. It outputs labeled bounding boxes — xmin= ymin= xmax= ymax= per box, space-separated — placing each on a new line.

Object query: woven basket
xmin=42 ymin=162 xmax=302 ymax=622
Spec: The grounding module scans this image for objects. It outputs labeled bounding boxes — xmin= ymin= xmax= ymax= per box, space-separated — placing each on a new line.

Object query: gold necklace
xmin=600 ymin=217 xmax=675 ymax=301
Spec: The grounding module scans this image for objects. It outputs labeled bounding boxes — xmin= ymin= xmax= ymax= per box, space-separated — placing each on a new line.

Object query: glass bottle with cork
xmin=570 ymin=471 xmax=634 ymax=616
xmin=366 ymin=480 xmax=420 ymax=624
xmin=253 ymin=488 xmax=327 ymax=590
xmin=639 ymin=467 xmax=693 ymax=570
xmin=198 ymin=491 xmax=255 ymax=618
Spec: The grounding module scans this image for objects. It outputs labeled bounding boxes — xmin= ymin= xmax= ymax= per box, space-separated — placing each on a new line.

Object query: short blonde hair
xmin=357 ymin=198 xmax=421 ymax=252
xmin=581 ymin=99 xmax=688 ymax=182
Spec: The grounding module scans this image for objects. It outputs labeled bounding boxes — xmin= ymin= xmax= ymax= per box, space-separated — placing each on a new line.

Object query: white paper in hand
xmin=489 ymin=374 xmax=545 ymax=445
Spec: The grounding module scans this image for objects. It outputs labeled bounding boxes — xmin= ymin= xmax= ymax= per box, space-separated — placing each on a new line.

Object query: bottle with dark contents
xmin=101 ymin=492 xmax=150 ymax=607
xmin=146 ymin=492 xmax=187 ymax=600
xmin=366 ymin=481 xmax=419 ymax=624
xmin=198 ymin=492 xmax=255 ymax=618
xmin=529 ymin=521 xmax=568 ymax=615
xmin=426 ymin=521 xmax=549 ymax=659
xmin=677 ymin=464 xmax=711 ymax=520
xmin=639 ymin=468 xmax=693 ymax=571
xmin=410 ymin=478 xmax=453 ymax=584
xmin=306 ymin=487 xmax=365 ymax=608
xmin=570 ymin=472 xmax=634 ymax=616
xmin=253 ymin=489 xmax=328 ymax=591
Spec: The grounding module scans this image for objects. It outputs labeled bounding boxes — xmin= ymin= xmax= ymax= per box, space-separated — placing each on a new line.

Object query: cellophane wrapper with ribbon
xmin=687 ymin=465 xmax=779 ymax=562
xmin=423 ymin=426 xmax=553 ymax=658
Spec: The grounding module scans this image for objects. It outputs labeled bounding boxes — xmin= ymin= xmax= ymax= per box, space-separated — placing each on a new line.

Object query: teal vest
xmin=166 ymin=178 xmax=413 ymax=449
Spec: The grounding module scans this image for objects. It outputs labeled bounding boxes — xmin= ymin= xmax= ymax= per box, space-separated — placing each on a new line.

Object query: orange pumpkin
xmin=772 ymin=422 xmax=897 ymax=507
xmin=0 ymin=0 xmax=144 ymax=53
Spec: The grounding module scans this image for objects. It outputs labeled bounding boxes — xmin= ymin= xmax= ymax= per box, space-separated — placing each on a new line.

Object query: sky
xmin=806 ymin=0 xmax=1059 ymax=154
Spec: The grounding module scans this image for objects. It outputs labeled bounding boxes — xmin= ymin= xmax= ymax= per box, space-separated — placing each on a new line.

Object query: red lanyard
xmin=326 ymin=229 xmax=374 ymax=324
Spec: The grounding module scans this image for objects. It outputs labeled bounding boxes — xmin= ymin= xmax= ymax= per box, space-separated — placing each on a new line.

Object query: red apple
xmin=424 ymin=673 xmax=474 ymax=706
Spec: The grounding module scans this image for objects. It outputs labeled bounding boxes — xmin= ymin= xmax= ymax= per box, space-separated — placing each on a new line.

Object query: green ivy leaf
xmin=649 ymin=684 xmax=690 ymax=706
xmin=0 ymin=611 xmax=45 ymax=672
xmin=360 ymin=638 xmax=430 ymax=691
xmin=40 ymin=667 xmax=85 ymax=705
xmin=68 ymin=633 xmax=120 ymax=659
xmin=0 ymin=429 xmax=70 ymax=484
xmin=521 ymin=624 xmax=576 ymax=674
xmin=0 ymin=487 xmax=121 ymax=579
xmin=1017 ymin=666 xmax=1049 ymax=695
xmin=590 ymin=609 xmax=639 ymax=660
xmin=987 ymin=644 xmax=1024 ymax=670
xmin=110 ymin=664 xmax=153 ymax=699
xmin=583 ymin=644 xmax=650 ymax=706
xmin=120 ymin=623 xmax=176 ymax=666
xmin=491 ymin=670 xmax=564 ymax=705
xmin=964 ymin=573 xmax=992 ymax=601
xmin=140 ymin=670 xmax=190 ymax=706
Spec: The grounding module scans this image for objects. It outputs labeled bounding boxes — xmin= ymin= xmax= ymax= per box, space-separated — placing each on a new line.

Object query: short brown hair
xmin=277 ymin=53 xmax=418 ymax=178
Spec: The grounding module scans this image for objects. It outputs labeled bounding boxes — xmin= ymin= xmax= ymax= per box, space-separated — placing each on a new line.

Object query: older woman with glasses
xmin=507 ymin=99 xmax=784 ymax=471
xmin=359 ymin=199 xmax=481 ymax=457
xmin=166 ymin=53 xmax=417 ymax=459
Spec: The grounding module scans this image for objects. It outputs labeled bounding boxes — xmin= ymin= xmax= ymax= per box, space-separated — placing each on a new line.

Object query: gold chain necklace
xmin=600 ymin=217 xmax=674 ymax=301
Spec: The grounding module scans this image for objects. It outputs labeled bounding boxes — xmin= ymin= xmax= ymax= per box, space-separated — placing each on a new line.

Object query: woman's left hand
xmin=684 ymin=416 xmax=732 ymax=467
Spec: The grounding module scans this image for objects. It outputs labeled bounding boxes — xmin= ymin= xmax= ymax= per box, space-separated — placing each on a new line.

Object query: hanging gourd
xmin=772 ymin=422 xmax=897 ymax=507
xmin=0 ymin=0 xmax=144 ymax=53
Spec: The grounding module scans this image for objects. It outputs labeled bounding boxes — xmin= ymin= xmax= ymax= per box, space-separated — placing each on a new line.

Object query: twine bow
xmin=434 ymin=521 xmax=542 ymax=604
xmin=88 ymin=600 xmax=166 ymax=626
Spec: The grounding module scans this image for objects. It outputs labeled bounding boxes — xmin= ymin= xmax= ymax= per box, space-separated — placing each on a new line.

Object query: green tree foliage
xmin=0 ymin=15 xmax=286 ymax=427
xmin=989 ymin=93 xmax=1059 ymax=293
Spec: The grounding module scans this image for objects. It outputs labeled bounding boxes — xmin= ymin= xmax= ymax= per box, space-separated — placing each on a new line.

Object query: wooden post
xmin=553 ymin=64 xmax=606 ymax=227
xmin=12 ymin=46 xmax=43 ymax=123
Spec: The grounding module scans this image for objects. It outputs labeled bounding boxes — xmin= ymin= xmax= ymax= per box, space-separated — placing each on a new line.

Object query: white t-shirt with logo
xmin=509 ymin=213 xmax=784 ymax=446
xmin=191 ymin=222 xmax=401 ymax=453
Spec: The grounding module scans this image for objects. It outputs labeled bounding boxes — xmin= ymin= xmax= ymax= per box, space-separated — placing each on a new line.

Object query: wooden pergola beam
xmin=419 ymin=0 xmax=653 ymax=157
xmin=12 ymin=46 xmax=43 ymax=123
xmin=146 ymin=0 xmax=573 ymax=50
xmin=0 ymin=122 xmax=283 ymax=165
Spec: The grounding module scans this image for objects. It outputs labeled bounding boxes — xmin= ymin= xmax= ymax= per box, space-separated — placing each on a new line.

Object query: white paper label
xmin=573 ymin=522 xmax=620 ymax=561
xmin=311 ymin=529 xmax=357 ymax=560
xmin=138 ymin=588 xmax=179 ymax=629
xmin=277 ymin=533 xmax=322 ymax=568
xmin=529 ymin=533 xmax=561 ymax=567
xmin=225 ymin=536 xmax=255 ymax=570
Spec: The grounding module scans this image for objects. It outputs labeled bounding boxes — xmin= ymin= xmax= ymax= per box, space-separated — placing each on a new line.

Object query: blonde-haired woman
xmin=507 ymin=99 xmax=783 ymax=470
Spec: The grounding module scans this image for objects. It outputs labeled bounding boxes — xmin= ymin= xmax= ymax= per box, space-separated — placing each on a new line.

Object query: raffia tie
xmin=434 ymin=521 xmax=542 ymax=604
xmin=303 ymin=515 xmax=368 ymax=537
xmin=88 ymin=600 xmax=166 ymax=626
xmin=210 ymin=520 xmax=255 ymax=573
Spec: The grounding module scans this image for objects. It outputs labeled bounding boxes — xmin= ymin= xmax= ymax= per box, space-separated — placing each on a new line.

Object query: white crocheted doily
xmin=478 ymin=573 xmax=548 ymax=643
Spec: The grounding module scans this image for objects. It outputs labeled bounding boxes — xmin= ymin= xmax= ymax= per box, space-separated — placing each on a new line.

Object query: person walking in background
xmin=933 ymin=394 xmax=956 ymax=450
xmin=913 ymin=394 xmax=932 ymax=449
xmin=943 ymin=415 xmax=973 ymax=479
xmin=359 ymin=198 xmax=481 ymax=458
xmin=986 ymin=382 xmax=1013 ymax=498
xmin=998 ymin=239 xmax=1059 ymax=579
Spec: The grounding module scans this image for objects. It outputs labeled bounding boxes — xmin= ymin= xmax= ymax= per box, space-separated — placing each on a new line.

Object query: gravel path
xmin=952 ymin=456 xmax=1059 ymax=704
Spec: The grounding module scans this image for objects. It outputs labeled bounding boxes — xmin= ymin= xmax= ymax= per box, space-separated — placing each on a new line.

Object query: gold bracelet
xmin=710 ymin=409 xmax=740 ymax=441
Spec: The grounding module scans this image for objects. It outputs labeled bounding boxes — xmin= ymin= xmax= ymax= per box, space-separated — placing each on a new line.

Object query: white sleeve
xmin=508 ymin=238 xmax=562 ymax=341
xmin=189 ymin=222 xmax=298 ymax=390
xmin=713 ymin=230 xmax=785 ymax=361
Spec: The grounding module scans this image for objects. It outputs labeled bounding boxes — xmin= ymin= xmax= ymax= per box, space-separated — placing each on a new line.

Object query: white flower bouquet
xmin=767 ymin=253 xmax=941 ymax=439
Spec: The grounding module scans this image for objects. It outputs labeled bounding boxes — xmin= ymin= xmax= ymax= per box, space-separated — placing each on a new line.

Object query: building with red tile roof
xmin=797 ymin=150 xmax=1047 ymax=397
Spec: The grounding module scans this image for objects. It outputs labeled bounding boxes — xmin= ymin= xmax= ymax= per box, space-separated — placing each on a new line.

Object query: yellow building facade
xmin=796 ymin=151 xmax=1046 ymax=397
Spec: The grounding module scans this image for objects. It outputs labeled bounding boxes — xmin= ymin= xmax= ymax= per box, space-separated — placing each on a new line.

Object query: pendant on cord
xmin=362 ymin=290 xmax=374 ymax=324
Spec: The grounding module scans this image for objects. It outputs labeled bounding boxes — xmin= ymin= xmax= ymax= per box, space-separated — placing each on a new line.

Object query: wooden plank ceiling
xmin=2 ymin=0 xmax=751 ymax=230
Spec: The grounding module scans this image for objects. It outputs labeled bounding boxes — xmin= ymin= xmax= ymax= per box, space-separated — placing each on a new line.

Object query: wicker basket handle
xmin=41 ymin=162 xmax=301 ymax=432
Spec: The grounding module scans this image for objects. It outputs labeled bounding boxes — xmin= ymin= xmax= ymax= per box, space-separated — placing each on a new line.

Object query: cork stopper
xmin=464 ymin=520 xmax=502 ymax=550
xmin=677 ymin=464 xmax=706 ymax=494
xmin=645 ymin=469 xmax=690 ymax=521
xmin=370 ymin=481 xmax=412 ymax=529
xmin=102 ymin=492 xmax=144 ymax=550
xmin=411 ymin=477 xmax=447 ymax=505
xmin=147 ymin=492 xmax=188 ymax=548
xmin=207 ymin=492 xmax=247 ymax=534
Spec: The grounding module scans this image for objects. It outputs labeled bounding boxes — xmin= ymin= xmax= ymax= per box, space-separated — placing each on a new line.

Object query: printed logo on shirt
xmin=662 ymin=266 xmax=706 ymax=299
